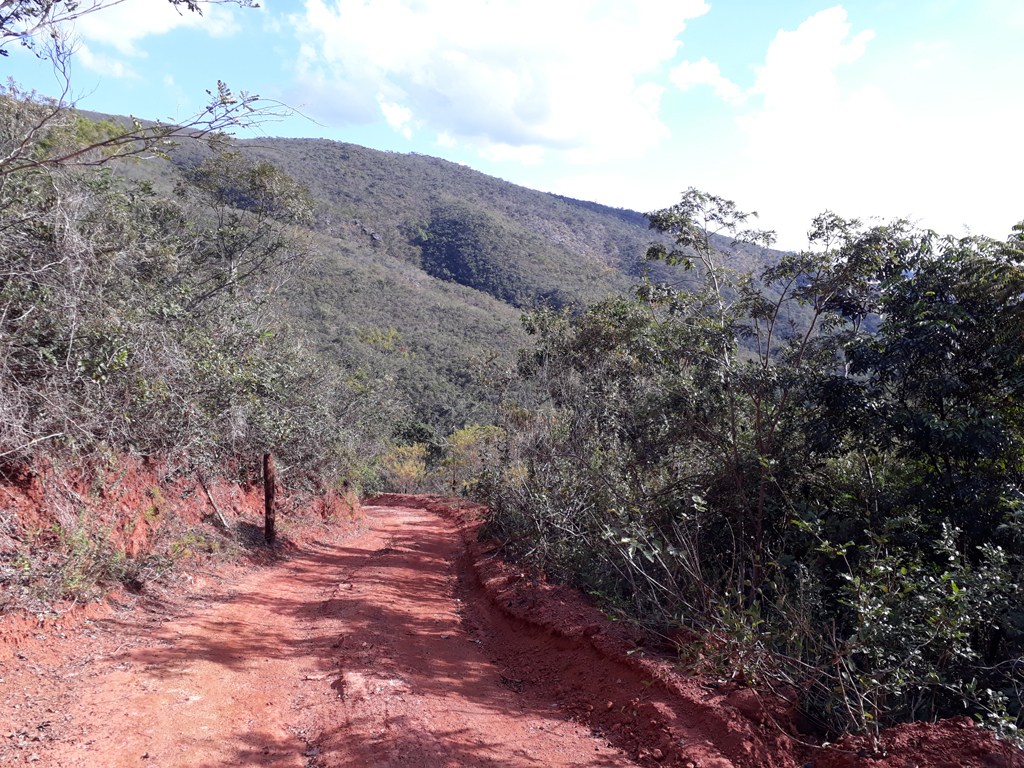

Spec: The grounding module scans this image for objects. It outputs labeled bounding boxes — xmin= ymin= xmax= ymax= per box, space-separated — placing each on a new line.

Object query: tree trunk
xmin=263 ymin=453 xmax=276 ymax=545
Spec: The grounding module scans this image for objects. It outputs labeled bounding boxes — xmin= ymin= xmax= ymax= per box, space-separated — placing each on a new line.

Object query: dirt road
xmin=2 ymin=496 xmax=1019 ymax=768
xmin=2 ymin=500 xmax=653 ymax=767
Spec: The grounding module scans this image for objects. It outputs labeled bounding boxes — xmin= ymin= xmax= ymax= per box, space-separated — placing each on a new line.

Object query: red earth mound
xmin=0 ymin=456 xmax=358 ymax=656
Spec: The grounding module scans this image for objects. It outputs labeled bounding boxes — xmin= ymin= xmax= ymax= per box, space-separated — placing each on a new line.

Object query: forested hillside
xmin=2 ymin=99 xmax=780 ymax=497
xmin=126 ymin=134 xmax=778 ymax=434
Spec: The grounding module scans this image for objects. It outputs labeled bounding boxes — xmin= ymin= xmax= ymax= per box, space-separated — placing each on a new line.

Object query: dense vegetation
xmin=140 ymin=135 xmax=773 ymax=435
xmin=480 ymin=190 xmax=1024 ymax=745
xmin=8 ymin=95 xmax=747 ymax=479
xmin=129 ymin=137 xmax=644 ymax=435
xmin=0 ymin=91 xmax=391 ymax=486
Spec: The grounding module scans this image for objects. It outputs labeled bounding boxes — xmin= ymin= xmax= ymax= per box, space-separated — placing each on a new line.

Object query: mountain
xmin=109 ymin=130 xmax=778 ymax=435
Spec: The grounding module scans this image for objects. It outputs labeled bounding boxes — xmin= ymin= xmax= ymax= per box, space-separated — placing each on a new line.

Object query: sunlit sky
xmin=6 ymin=0 xmax=1023 ymax=249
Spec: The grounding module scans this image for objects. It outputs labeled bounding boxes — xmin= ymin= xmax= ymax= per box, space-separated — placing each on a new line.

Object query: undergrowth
xmin=478 ymin=195 xmax=1024 ymax=749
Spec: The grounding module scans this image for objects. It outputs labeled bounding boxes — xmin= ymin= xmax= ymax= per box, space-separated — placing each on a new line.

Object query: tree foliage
xmin=481 ymin=190 xmax=1024 ymax=743
xmin=417 ymin=204 xmax=530 ymax=306
xmin=0 ymin=93 xmax=392 ymax=486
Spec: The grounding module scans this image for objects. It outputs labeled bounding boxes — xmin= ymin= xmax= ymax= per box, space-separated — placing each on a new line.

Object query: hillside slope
xmin=111 ymin=130 xmax=778 ymax=432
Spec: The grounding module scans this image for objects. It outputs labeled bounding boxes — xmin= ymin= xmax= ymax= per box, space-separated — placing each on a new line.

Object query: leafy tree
xmin=481 ymin=187 xmax=1024 ymax=739
xmin=0 ymin=100 xmax=390 ymax=487
xmin=176 ymin=151 xmax=315 ymax=308
xmin=382 ymin=443 xmax=428 ymax=493
xmin=821 ymin=226 xmax=1024 ymax=549
xmin=439 ymin=424 xmax=503 ymax=495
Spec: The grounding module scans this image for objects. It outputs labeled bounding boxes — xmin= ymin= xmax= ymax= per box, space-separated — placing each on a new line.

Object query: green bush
xmin=480 ymin=190 xmax=1024 ymax=744
xmin=0 ymin=93 xmax=392 ymax=487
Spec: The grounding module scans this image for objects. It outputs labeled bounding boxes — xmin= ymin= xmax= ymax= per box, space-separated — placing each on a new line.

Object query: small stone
xmin=652 ymin=748 xmax=664 ymax=761
xmin=606 ymin=701 xmax=614 ymax=710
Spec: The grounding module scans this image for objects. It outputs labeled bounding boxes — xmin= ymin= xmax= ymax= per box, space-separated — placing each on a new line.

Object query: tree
xmin=382 ymin=444 xmax=428 ymax=493
xmin=482 ymin=198 xmax=1024 ymax=740
xmin=2 ymin=0 xmax=293 ymax=179
xmin=440 ymin=424 xmax=503 ymax=494
xmin=176 ymin=151 xmax=315 ymax=309
xmin=826 ymin=226 xmax=1024 ymax=548
xmin=1 ymin=0 xmax=256 ymax=58
xmin=0 ymin=101 xmax=392 ymax=486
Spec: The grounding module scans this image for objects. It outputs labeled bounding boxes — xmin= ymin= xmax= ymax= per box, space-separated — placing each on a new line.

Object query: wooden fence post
xmin=263 ymin=452 xmax=276 ymax=545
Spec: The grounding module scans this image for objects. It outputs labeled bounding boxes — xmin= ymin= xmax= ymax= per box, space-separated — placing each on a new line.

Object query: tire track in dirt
xmin=309 ymin=502 xmax=636 ymax=768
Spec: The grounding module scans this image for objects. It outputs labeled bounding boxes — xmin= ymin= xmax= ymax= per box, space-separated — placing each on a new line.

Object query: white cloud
xmin=684 ymin=5 xmax=1024 ymax=249
xmin=378 ymin=95 xmax=413 ymax=139
xmin=984 ymin=0 xmax=1024 ymax=28
xmin=548 ymin=171 xmax=676 ymax=212
xmin=261 ymin=7 xmax=283 ymax=34
xmin=747 ymin=6 xmax=874 ymax=113
xmin=911 ymin=40 xmax=950 ymax=70
xmin=201 ymin=7 xmax=241 ymax=38
xmin=669 ymin=56 xmax=744 ymax=103
xmin=71 ymin=0 xmax=239 ymax=56
xmin=735 ymin=7 xmax=874 ymax=142
xmin=721 ymin=7 xmax=887 ymax=246
xmin=290 ymin=0 xmax=709 ymax=163
xmin=76 ymin=43 xmax=138 ymax=78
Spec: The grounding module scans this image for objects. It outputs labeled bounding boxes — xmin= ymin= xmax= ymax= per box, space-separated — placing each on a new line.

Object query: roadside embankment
xmin=0 ymin=456 xmax=359 ymax=652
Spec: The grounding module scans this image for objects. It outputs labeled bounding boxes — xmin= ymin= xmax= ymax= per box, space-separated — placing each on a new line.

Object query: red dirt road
xmin=2 ymin=500 xmax=644 ymax=767
xmin=1 ymin=496 xmax=1020 ymax=768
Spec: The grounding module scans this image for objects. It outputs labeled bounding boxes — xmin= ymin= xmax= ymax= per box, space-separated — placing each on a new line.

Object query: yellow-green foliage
xmin=32 ymin=114 xmax=125 ymax=163
xmin=356 ymin=326 xmax=402 ymax=351
xmin=144 ymin=484 xmax=165 ymax=522
xmin=383 ymin=443 xmax=429 ymax=493
xmin=170 ymin=530 xmax=221 ymax=559
xmin=441 ymin=424 xmax=504 ymax=494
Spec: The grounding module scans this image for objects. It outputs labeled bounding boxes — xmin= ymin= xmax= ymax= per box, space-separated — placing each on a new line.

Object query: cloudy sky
xmin=6 ymin=0 xmax=1023 ymax=249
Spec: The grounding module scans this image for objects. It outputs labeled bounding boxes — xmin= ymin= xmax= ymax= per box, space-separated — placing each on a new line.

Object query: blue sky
xmin=6 ymin=0 xmax=1023 ymax=249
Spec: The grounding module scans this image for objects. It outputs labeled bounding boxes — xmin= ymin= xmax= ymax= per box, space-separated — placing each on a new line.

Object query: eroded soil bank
xmin=0 ymin=494 xmax=1019 ymax=768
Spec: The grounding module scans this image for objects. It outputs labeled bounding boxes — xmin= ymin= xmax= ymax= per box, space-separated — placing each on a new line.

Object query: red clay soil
xmin=0 ymin=493 xmax=1019 ymax=768
xmin=0 ymin=457 xmax=356 ymax=599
